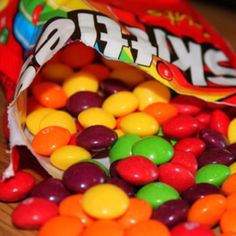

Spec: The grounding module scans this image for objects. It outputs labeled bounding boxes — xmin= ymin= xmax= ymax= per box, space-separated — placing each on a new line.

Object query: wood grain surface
xmin=0 ymin=1 xmax=236 ymax=235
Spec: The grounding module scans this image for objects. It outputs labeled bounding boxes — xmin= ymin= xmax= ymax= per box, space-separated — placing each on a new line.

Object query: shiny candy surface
xmin=78 ymin=107 xmax=116 ymax=129
xmin=120 ymin=112 xmax=159 ymax=137
xmin=220 ymin=210 xmax=236 ymax=233
xmin=221 ymin=173 xmax=236 ymax=195
xmin=131 ymin=136 xmax=174 ymax=165
xmin=62 ymin=162 xmax=107 ymax=193
xmin=50 ymin=145 xmax=91 ymax=170
xmin=228 ymin=118 xmax=236 ymax=144
xmin=102 ymin=91 xmax=139 ymax=117
xmin=136 ymin=182 xmax=180 ymax=208
xmin=133 ymin=80 xmax=171 ymax=110
xmin=32 ymin=126 xmax=71 ymax=156
xmin=116 ymin=155 xmax=159 ymax=185
xmin=62 ymin=72 xmax=99 ymax=97
xmin=195 ymin=163 xmax=231 ymax=187
xmin=12 ymin=197 xmax=58 ymax=229
xmin=82 ymin=184 xmax=129 ymax=219
xmin=39 ymin=110 xmax=76 ymax=134
xmin=100 ymin=79 xmax=129 ymax=96
xmin=187 ymin=194 xmax=227 ymax=226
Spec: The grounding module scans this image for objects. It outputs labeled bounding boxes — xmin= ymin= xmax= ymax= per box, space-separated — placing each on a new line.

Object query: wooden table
xmin=0 ymin=1 xmax=236 ymax=235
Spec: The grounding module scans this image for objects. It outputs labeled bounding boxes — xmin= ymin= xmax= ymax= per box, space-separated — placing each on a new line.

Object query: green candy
xmin=109 ymin=134 xmax=141 ymax=163
xmin=195 ymin=164 xmax=231 ymax=187
xmin=132 ymin=136 xmax=174 ymax=165
xmin=136 ymin=182 xmax=180 ymax=208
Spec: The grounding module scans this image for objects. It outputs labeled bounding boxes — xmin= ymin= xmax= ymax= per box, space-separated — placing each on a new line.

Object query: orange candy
xmin=61 ymin=41 xmax=95 ymax=68
xmin=38 ymin=215 xmax=84 ymax=236
xmin=32 ymin=126 xmax=71 ymax=156
xmin=220 ymin=210 xmax=236 ymax=234
xmin=32 ymin=82 xmax=68 ymax=109
xmin=117 ymin=198 xmax=152 ymax=229
xmin=59 ymin=194 xmax=94 ymax=227
xmin=81 ymin=220 xmax=124 ymax=236
xmin=221 ymin=173 xmax=236 ymax=195
xmin=124 ymin=219 xmax=170 ymax=236
xmin=143 ymin=102 xmax=178 ymax=124
xmin=226 ymin=193 xmax=236 ymax=210
xmin=187 ymin=194 xmax=227 ymax=227
xmin=221 ymin=233 xmax=236 ymax=236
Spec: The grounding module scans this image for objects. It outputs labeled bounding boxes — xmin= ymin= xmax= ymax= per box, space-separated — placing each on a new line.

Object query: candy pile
xmin=2 ymin=41 xmax=236 ymax=236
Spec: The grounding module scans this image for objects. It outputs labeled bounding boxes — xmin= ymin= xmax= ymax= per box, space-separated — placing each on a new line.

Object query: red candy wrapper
xmin=1 ymin=0 xmax=236 ymax=178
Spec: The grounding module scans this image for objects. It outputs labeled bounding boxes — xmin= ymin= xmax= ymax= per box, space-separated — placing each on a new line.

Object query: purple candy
xmin=198 ymin=148 xmax=236 ymax=167
xmin=76 ymin=125 xmax=118 ymax=152
xmin=66 ymin=91 xmax=103 ymax=116
xmin=109 ymin=161 xmax=120 ymax=178
xmin=152 ymin=199 xmax=190 ymax=228
xmin=199 ymin=128 xmax=228 ymax=149
xmin=30 ymin=178 xmax=70 ymax=205
xmin=100 ymin=79 xmax=129 ymax=96
xmin=227 ymin=143 xmax=236 ymax=158
xmin=63 ymin=162 xmax=107 ymax=193
xmin=181 ymin=183 xmax=220 ymax=204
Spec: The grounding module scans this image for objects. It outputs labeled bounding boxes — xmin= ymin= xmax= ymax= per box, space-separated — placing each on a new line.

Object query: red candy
xmin=174 ymin=137 xmax=206 ymax=158
xmin=12 ymin=197 xmax=58 ymax=229
xmin=116 ymin=155 xmax=159 ymax=185
xmin=209 ymin=109 xmax=230 ymax=136
xmin=0 ymin=171 xmax=35 ymax=202
xmin=162 ymin=115 xmax=199 ymax=139
xmin=195 ymin=110 xmax=211 ymax=129
xmin=158 ymin=163 xmax=195 ymax=192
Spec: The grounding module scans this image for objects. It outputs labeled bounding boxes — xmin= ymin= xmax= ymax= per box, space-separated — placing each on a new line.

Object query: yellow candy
xmin=82 ymin=184 xmax=129 ymax=219
xmin=62 ymin=72 xmax=99 ymax=97
xmin=230 ymin=162 xmax=236 ymax=174
xmin=41 ymin=62 xmax=73 ymax=82
xmin=110 ymin=67 xmax=145 ymax=87
xmin=78 ymin=108 xmax=116 ymax=129
xmin=120 ymin=112 xmax=159 ymax=137
xmin=133 ymin=80 xmax=171 ymax=110
xmin=102 ymin=91 xmax=139 ymax=117
xmin=228 ymin=118 xmax=236 ymax=144
xmin=50 ymin=145 xmax=91 ymax=170
xmin=26 ymin=108 xmax=55 ymax=135
xmin=39 ymin=110 xmax=76 ymax=134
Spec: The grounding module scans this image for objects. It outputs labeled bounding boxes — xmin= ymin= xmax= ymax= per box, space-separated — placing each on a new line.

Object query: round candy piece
xmin=195 ymin=164 xmax=231 ymax=187
xmin=133 ymin=80 xmax=171 ymax=110
xmin=136 ymin=182 xmax=180 ymax=208
xmin=221 ymin=173 xmax=236 ymax=195
xmin=152 ymin=199 xmax=190 ymax=228
xmin=81 ymin=220 xmax=124 ymax=236
xmin=39 ymin=110 xmax=76 ymax=134
xmin=171 ymin=222 xmax=215 ymax=236
xmin=109 ymin=134 xmax=141 ymax=163
xmin=162 ymin=114 xmax=199 ymax=139
xmin=132 ymin=136 xmax=174 ymax=165
xmin=116 ymin=155 xmax=159 ymax=185
xmin=63 ymin=162 xmax=107 ymax=193
xmin=31 ymin=178 xmax=70 ymax=205
xmin=187 ymin=194 xmax=226 ymax=226
xmin=158 ymin=162 xmax=195 ymax=192
xmin=41 ymin=62 xmax=73 ymax=82
xmin=78 ymin=107 xmax=116 ymax=129
xmin=12 ymin=197 xmax=58 ymax=229
xmin=120 ymin=112 xmax=159 ymax=137
xmin=38 ymin=215 xmax=84 ymax=236
xmin=143 ymin=102 xmax=178 ymax=124
xmin=181 ymin=183 xmax=221 ymax=204
xmin=32 ymin=126 xmax=71 ymax=156
xmin=0 ymin=171 xmax=35 ymax=202
xmin=66 ymin=91 xmax=103 ymax=116
xmin=117 ymin=198 xmax=152 ymax=228
xmin=32 ymin=82 xmax=68 ymax=109
xmin=220 ymin=210 xmax=236 ymax=234
xmin=125 ymin=219 xmax=170 ymax=236
xmin=82 ymin=184 xmax=129 ymax=219
xmin=61 ymin=41 xmax=95 ymax=68
xmin=195 ymin=110 xmax=211 ymax=129
xmin=62 ymin=72 xmax=99 ymax=97
xmin=228 ymin=118 xmax=236 ymax=144
xmin=102 ymin=91 xmax=139 ymax=117
xmin=50 ymin=145 xmax=91 ymax=170
xmin=26 ymin=108 xmax=55 ymax=135
xmin=59 ymin=194 xmax=94 ymax=227
xmin=226 ymin=192 xmax=236 ymax=211
xmin=76 ymin=125 xmax=117 ymax=152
